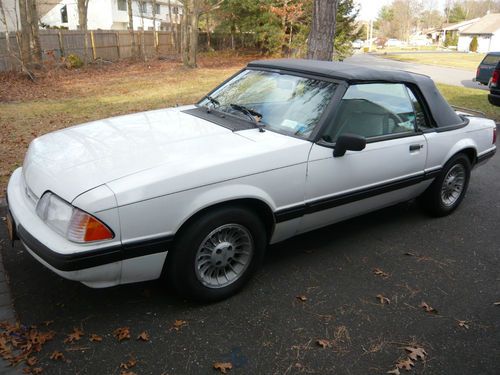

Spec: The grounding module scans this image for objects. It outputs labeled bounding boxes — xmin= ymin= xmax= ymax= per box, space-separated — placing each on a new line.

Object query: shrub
xmin=469 ymin=36 xmax=478 ymax=52
xmin=65 ymin=54 xmax=83 ymax=69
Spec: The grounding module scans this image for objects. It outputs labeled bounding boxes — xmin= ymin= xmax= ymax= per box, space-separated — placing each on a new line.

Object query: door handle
xmin=409 ymin=144 xmax=423 ymax=152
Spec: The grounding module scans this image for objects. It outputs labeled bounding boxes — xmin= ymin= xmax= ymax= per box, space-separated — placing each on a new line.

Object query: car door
xmin=300 ymin=83 xmax=429 ymax=233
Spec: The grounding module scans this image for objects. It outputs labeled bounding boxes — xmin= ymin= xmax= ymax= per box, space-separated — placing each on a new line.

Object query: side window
xmin=406 ymin=87 xmax=430 ymax=129
xmin=323 ymin=83 xmax=417 ymax=142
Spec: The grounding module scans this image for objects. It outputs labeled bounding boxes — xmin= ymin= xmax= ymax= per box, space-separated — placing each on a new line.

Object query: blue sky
xmin=356 ymin=0 xmax=446 ymax=20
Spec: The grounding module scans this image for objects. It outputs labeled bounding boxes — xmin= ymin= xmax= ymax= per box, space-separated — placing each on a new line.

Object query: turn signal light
xmin=69 ymin=210 xmax=114 ymax=242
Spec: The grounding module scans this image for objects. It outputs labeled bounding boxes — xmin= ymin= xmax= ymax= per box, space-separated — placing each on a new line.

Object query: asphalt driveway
xmin=345 ymin=53 xmax=487 ymax=90
xmin=0 ymin=143 xmax=499 ymax=374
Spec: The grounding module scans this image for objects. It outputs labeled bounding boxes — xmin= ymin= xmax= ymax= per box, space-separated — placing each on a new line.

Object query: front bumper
xmin=6 ymin=168 xmax=172 ymax=287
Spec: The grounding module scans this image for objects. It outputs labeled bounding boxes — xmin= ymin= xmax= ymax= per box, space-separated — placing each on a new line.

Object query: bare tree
xmin=307 ymin=0 xmax=338 ymax=60
xmin=77 ymin=0 xmax=90 ymax=64
xmin=0 ymin=0 xmax=13 ymax=69
xmin=18 ymin=0 xmax=31 ymax=64
xmin=27 ymin=0 xmax=41 ymax=63
xmin=127 ymin=0 xmax=137 ymax=58
xmin=138 ymin=0 xmax=147 ymax=60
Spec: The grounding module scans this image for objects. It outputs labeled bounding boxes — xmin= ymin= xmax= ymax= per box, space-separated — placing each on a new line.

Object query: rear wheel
xmin=420 ymin=153 xmax=471 ymax=217
xmin=166 ymin=206 xmax=266 ymax=302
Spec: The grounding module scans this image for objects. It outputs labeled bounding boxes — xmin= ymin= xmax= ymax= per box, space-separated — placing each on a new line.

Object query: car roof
xmin=246 ymin=59 xmax=464 ymax=128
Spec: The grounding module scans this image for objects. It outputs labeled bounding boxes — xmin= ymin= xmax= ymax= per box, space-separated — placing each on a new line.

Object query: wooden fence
xmin=0 ymin=29 xmax=257 ymax=72
xmin=0 ymin=29 xmax=180 ymax=71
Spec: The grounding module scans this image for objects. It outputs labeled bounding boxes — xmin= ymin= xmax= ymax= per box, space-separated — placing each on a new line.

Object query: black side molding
xmin=17 ymin=226 xmax=173 ymax=272
xmin=274 ymin=170 xmax=441 ymax=223
xmin=477 ymin=149 xmax=496 ymax=163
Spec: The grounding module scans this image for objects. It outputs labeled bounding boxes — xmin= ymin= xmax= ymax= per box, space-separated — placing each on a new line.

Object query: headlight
xmin=36 ymin=192 xmax=114 ymax=243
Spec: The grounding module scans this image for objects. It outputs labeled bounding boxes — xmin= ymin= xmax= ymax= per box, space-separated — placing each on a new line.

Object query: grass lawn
xmin=0 ymin=55 xmax=498 ymax=196
xmin=380 ymin=52 xmax=485 ymax=70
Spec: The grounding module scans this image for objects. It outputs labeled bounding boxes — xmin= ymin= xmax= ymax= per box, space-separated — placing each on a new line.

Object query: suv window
xmin=323 ymin=83 xmax=417 ymax=142
xmin=482 ymin=54 xmax=500 ymax=66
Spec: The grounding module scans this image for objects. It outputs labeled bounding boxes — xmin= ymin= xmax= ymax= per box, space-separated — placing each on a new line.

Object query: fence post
xmin=115 ymin=32 xmax=120 ymax=59
xmin=58 ymin=31 xmax=65 ymax=57
xmin=90 ymin=31 xmax=97 ymax=60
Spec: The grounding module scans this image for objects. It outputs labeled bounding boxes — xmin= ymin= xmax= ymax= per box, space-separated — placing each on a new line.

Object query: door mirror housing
xmin=333 ymin=134 xmax=366 ymax=157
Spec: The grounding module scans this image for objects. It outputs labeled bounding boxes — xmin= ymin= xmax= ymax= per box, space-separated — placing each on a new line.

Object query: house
xmin=437 ymin=18 xmax=481 ymax=46
xmin=457 ymin=13 xmax=500 ymax=53
xmin=0 ymin=0 xmax=20 ymax=33
xmin=40 ymin=0 xmax=183 ymax=31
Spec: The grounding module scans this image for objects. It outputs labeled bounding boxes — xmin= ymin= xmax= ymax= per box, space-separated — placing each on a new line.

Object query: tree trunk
xmin=18 ymin=0 xmax=31 ymax=64
xmin=306 ymin=0 xmax=338 ymax=61
xmin=0 ymin=0 xmax=13 ymax=69
xmin=77 ymin=0 xmax=89 ymax=64
xmin=188 ymin=0 xmax=198 ymax=67
xmin=27 ymin=0 xmax=41 ymax=64
xmin=206 ymin=12 xmax=210 ymax=49
xmin=139 ymin=0 xmax=146 ymax=61
xmin=127 ymin=0 xmax=137 ymax=58
xmin=181 ymin=3 xmax=189 ymax=66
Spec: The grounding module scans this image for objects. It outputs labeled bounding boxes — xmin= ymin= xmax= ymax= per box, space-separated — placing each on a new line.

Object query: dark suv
xmin=476 ymin=52 xmax=500 ymax=85
xmin=488 ymin=61 xmax=500 ymax=106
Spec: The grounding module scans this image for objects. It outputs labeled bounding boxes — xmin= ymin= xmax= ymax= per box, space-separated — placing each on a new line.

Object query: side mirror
xmin=333 ymin=133 xmax=366 ymax=157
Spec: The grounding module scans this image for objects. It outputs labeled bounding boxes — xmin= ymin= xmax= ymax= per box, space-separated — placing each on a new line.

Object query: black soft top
xmin=247 ymin=59 xmax=463 ymax=127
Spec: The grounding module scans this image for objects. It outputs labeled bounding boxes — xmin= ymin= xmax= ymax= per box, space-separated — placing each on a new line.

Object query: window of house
xmin=324 ymin=83 xmax=417 ymax=142
xmin=60 ymin=5 xmax=68 ymax=23
xmin=139 ymin=2 xmax=148 ymax=14
xmin=155 ymin=4 xmax=161 ymax=14
xmin=117 ymin=0 xmax=127 ymax=11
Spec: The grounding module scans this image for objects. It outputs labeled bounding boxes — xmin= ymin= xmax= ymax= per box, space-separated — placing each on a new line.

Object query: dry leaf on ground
xmin=396 ymin=358 xmax=414 ymax=370
xmin=120 ymin=356 xmax=137 ymax=370
xmin=296 ymin=295 xmax=307 ymax=302
xmin=49 ymin=351 xmax=64 ymax=361
xmin=373 ymin=268 xmax=390 ymax=278
xmin=64 ymin=327 xmax=84 ymax=343
xmin=26 ymin=356 xmax=37 ymax=366
xmin=32 ymin=368 xmax=43 ymax=375
xmin=114 ymin=327 xmax=131 ymax=341
xmin=89 ymin=334 xmax=103 ymax=342
xmin=420 ymin=301 xmax=438 ymax=314
xmin=316 ymin=339 xmax=331 ymax=348
xmin=376 ymin=294 xmax=391 ymax=304
xmin=405 ymin=346 xmax=427 ymax=361
xmin=120 ymin=372 xmax=137 ymax=375
xmin=387 ymin=368 xmax=401 ymax=375
xmin=457 ymin=320 xmax=470 ymax=329
xmin=493 ymin=302 xmax=500 ymax=306
xmin=137 ymin=331 xmax=150 ymax=341
xmin=213 ymin=362 xmax=233 ymax=374
xmin=172 ymin=320 xmax=187 ymax=331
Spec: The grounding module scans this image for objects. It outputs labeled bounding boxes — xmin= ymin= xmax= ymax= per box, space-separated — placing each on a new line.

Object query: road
xmin=345 ymin=53 xmax=487 ymax=90
xmin=0 ymin=143 xmax=499 ymax=374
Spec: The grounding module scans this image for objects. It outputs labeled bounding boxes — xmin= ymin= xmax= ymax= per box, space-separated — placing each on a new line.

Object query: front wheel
xmin=419 ymin=153 xmax=471 ymax=217
xmin=166 ymin=206 xmax=267 ymax=302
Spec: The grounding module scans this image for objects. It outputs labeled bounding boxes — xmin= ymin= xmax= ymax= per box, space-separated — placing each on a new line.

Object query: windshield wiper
xmin=204 ymin=95 xmax=220 ymax=113
xmin=229 ymin=104 xmax=265 ymax=132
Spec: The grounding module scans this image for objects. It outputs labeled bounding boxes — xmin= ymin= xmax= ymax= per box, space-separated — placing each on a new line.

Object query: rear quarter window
xmin=482 ymin=54 xmax=500 ymax=65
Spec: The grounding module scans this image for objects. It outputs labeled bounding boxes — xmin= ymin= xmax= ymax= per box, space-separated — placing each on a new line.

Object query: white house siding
xmin=458 ymin=32 xmax=500 ymax=53
xmin=41 ymin=0 xmax=182 ymax=31
xmin=0 ymin=0 xmax=20 ymax=32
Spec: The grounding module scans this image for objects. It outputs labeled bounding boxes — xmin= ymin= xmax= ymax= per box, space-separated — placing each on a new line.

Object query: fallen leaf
xmin=120 ymin=356 xmax=137 ymax=370
xmin=26 ymin=356 xmax=37 ymax=366
xmin=120 ymin=372 xmax=137 ymax=375
xmin=457 ymin=320 xmax=470 ymax=329
xmin=420 ymin=302 xmax=438 ymax=314
xmin=405 ymin=346 xmax=427 ymax=361
xmin=387 ymin=368 xmax=401 ymax=375
xmin=296 ymin=295 xmax=307 ymax=302
xmin=49 ymin=351 xmax=64 ymax=361
xmin=213 ymin=362 xmax=233 ymax=374
xmin=376 ymin=294 xmax=391 ymax=304
xmin=404 ymin=252 xmax=415 ymax=257
xmin=114 ymin=327 xmax=131 ymax=341
xmin=89 ymin=334 xmax=103 ymax=342
xmin=23 ymin=368 xmax=31 ymax=374
xmin=137 ymin=331 xmax=150 ymax=342
xmin=172 ymin=320 xmax=187 ymax=331
xmin=64 ymin=327 xmax=84 ymax=343
xmin=32 ymin=368 xmax=43 ymax=375
xmin=373 ymin=268 xmax=390 ymax=278
xmin=316 ymin=339 xmax=331 ymax=348
xmin=493 ymin=302 xmax=500 ymax=306
xmin=396 ymin=358 xmax=414 ymax=370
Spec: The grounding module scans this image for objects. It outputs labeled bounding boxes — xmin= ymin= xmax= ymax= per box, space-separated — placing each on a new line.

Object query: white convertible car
xmin=6 ymin=59 xmax=497 ymax=301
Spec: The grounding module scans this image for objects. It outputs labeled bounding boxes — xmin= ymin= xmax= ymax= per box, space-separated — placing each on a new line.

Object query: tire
xmin=166 ymin=206 xmax=267 ymax=303
xmin=420 ymin=153 xmax=471 ymax=217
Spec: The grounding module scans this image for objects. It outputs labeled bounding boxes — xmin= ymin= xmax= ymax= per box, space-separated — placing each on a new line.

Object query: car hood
xmin=23 ymin=106 xmax=309 ymax=205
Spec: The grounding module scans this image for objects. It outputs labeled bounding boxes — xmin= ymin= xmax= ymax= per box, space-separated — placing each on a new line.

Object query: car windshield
xmin=198 ymin=69 xmax=338 ymax=138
